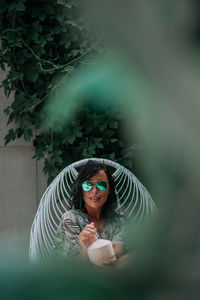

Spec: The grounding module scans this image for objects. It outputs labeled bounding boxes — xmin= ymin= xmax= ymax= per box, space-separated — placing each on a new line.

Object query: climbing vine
xmin=0 ymin=0 xmax=139 ymax=183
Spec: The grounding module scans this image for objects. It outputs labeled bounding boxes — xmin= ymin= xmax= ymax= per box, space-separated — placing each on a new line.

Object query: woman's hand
xmin=98 ymin=242 xmax=123 ymax=267
xmin=79 ymin=223 xmax=97 ymax=250
xmin=112 ymin=242 xmax=124 ymax=258
xmin=98 ymin=242 xmax=118 ymax=266
xmin=98 ymin=256 xmax=117 ymax=267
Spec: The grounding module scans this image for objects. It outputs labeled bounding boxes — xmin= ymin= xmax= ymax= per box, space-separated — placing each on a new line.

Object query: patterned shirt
xmin=52 ymin=209 xmax=128 ymax=257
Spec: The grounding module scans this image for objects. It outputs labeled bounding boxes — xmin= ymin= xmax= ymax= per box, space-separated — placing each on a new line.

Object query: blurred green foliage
xmin=0 ymin=0 xmax=139 ymax=184
xmin=1 ymin=1 xmax=200 ymax=298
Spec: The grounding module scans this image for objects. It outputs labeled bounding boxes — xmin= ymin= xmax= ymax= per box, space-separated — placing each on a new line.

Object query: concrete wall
xmin=0 ymin=70 xmax=47 ymax=256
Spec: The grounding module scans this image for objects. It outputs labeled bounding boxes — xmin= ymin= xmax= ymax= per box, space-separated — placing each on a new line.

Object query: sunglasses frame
xmin=82 ymin=180 xmax=108 ymax=192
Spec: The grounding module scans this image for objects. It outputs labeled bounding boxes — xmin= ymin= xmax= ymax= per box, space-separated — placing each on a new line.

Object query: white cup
xmin=87 ymin=239 xmax=115 ymax=266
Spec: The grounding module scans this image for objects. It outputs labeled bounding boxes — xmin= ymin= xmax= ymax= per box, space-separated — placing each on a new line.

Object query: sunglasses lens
xmin=82 ymin=181 xmax=93 ymax=191
xmin=96 ymin=181 xmax=107 ymax=191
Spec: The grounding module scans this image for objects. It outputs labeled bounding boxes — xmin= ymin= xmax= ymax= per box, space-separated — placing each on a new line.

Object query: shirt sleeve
xmin=52 ymin=210 xmax=82 ymax=257
xmin=111 ymin=216 xmax=128 ymax=245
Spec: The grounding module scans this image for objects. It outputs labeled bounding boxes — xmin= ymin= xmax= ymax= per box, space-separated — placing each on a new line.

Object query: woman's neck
xmin=85 ymin=205 xmax=103 ymax=221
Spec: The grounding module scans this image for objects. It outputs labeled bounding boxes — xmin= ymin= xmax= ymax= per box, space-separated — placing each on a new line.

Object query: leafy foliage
xmin=0 ymin=0 xmax=139 ymax=184
xmin=33 ymin=108 xmax=138 ymax=183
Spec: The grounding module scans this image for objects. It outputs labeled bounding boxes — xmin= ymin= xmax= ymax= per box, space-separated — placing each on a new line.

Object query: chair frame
xmin=29 ymin=158 xmax=157 ymax=261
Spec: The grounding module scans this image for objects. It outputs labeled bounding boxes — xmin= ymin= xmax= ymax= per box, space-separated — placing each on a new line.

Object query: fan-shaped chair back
xmin=29 ymin=158 xmax=157 ymax=262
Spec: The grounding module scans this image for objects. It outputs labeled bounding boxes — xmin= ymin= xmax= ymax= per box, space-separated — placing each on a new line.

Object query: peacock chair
xmin=29 ymin=158 xmax=157 ymax=262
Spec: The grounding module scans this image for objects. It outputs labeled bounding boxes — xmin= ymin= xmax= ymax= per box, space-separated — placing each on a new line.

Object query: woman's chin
xmin=87 ymin=201 xmax=103 ymax=209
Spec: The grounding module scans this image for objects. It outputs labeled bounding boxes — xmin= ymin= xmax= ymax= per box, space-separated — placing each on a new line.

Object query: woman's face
xmin=82 ymin=170 xmax=110 ymax=212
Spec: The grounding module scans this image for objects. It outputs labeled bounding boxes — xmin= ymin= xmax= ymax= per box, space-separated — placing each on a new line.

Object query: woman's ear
xmin=112 ymin=174 xmax=115 ymax=179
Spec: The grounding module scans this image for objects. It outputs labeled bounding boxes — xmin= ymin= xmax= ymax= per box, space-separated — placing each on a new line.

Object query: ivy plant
xmin=34 ymin=107 xmax=138 ymax=183
xmin=0 ymin=0 xmax=139 ymax=184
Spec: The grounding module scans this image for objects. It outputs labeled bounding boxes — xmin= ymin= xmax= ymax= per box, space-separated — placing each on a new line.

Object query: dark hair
xmin=71 ymin=160 xmax=117 ymax=218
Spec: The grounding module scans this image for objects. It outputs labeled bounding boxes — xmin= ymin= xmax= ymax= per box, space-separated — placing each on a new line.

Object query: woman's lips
xmin=90 ymin=197 xmax=100 ymax=202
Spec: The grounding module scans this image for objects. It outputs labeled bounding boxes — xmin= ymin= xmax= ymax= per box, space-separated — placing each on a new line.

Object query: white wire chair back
xmin=29 ymin=158 xmax=157 ymax=261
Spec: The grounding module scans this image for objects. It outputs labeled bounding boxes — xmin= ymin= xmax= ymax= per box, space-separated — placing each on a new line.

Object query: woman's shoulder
xmin=62 ymin=208 xmax=87 ymax=222
xmin=109 ymin=212 xmax=128 ymax=224
xmin=62 ymin=208 xmax=79 ymax=219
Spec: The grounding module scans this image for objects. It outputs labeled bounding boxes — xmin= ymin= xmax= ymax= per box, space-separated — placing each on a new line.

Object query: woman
xmin=52 ymin=160 xmax=127 ymax=265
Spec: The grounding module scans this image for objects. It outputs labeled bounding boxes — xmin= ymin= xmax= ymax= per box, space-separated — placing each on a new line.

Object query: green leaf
xmin=51 ymin=151 xmax=63 ymax=164
xmin=99 ymin=123 xmax=107 ymax=132
xmin=109 ymin=121 xmax=118 ymax=129
xmin=87 ymin=145 xmax=96 ymax=156
xmin=44 ymin=4 xmax=54 ymax=15
xmin=97 ymin=143 xmax=104 ymax=149
xmin=25 ymin=68 xmax=39 ymax=82
xmin=8 ymin=71 xmax=23 ymax=81
xmin=3 ymin=106 xmax=11 ymax=116
xmin=7 ymin=112 xmax=15 ymax=125
xmin=4 ymin=129 xmax=16 ymax=145
xmin=15 ymin=128 xmax=23 ymax=138
xmin=30 ymin=31 xmax=39 ymax=41
xmin=0 ymin=62 xmax=5 ymax=70
xmin=72 ymin=126 xmax=83 ymax=138
xmin=68 ymin=135 xmax=76 ymax=144
xmin=56 ymin=14 xmax=64 ymax=23
xmin=108 ymin=152 xmax=115 ymax=160
xmin=65 ymin=40 xmax=71 ymax=49
xmin=24 ymin=128 xmax=33 ymax=141
xmin=32 ymin=8 xmax=46 ymax=22
xmin=32 ymin=21 xmax=42 ymax=33
xmin=103 ymin=129 xmax=115 ymax=138
xmin=65 ymin=20 xmax=77 ymax=27
xmin=45 ymin=144 xmax=53 ymax=154
xmin=57 ymin=0 xmax=76 ymax=8
xmin=8 ymin=2 xmax=26 ymax=13
xmin=110 ymin=138 xmax=118 ymax=143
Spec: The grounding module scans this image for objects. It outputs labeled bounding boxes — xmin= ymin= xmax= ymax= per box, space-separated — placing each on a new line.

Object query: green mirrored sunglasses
xmin=82 ymin=180 xmax=108 ymax=192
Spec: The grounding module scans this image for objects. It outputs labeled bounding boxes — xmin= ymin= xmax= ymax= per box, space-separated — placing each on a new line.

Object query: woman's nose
xmin=92 ymin=184 xmax=98 ymax=193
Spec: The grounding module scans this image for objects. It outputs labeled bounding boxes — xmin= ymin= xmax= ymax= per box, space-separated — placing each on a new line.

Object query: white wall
xmin=0 ymin=70 xmax=47 ymax=256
